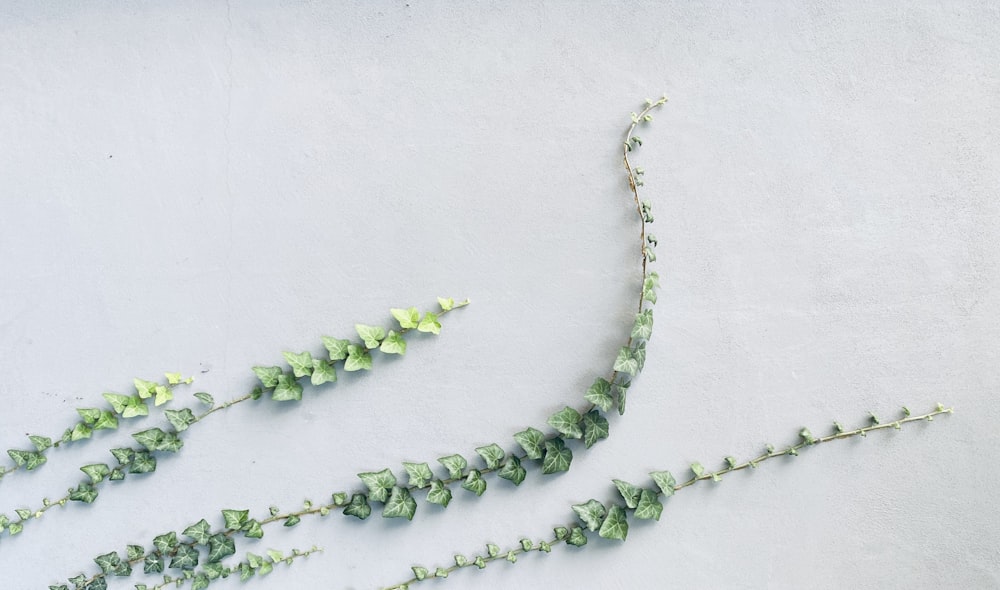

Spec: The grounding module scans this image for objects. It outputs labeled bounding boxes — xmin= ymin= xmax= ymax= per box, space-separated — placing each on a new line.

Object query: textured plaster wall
xmin=1 ymin=2 xmax=998 ymax=589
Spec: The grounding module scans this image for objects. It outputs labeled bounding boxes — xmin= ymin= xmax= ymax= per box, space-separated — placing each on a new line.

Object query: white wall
xmin=1 ymin=2 xmax=997 ymax=588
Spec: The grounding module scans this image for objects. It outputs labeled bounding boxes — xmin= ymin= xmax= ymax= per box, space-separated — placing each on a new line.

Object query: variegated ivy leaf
xmin=132 ymin=428 xmax=183 ymax=453
xmin=310 ymin=358 xmax=337 ymax=386
xmin=403 ymin=462 xmax=434 ymax=488
xmin=582 ymin=410 xmax=610 ymax=448
xmin=153 ymin=531 xmax=178 ymax=554
xmin=28 ymin=435 xmax=52 ymax=452
xmin=194 ymin=392 xmax=214 ymax=406
xmin=584 ymin=377 xmax=614 ymax=412
xmin=355 ymin=324 xmax=386 ymax=349
xmin=68 ymin=482 xmax=98 ymax=503
xmin=613 ymin=479 xmax=642 ymax=509
xmin=379 ymin=330 xmax=407 ymax=355
xmin=613 ymin=347 xmax=639 ymax=376
xmin=251 ymin=366 xmax=283 ymax=389
xmin=192 ymin=573 xmax=210 ymax=590
xmin=344 ymin=344 xmax=373 ymax=371
xmin=513 ymin=427 xmax=545 ymax=460
xmin=129 ymin=451 xmax=157 ymax=474
xmin=183 ymin=519 xmax=212 ymax=544
xmin=417 ymin=312 xmax=441 ymax=334
xmin=497 ymin=455 xmax=526 ymax=485
xmin=282 ymin=351 xmax=314 ymax=378
xmin=572 ymin=499 xmax=607 ymax=532
xmin=80 ymin=463 xmax=111 ymax=484
xmin=632 ymin=341 xmax=647 ymax=372
xmin=631 ymin=309 xmax=654 ymax=340
xmin=222 ymin=509 xmax=249 ymax=530
xmin=437 ymin=454 xmax=467 ymax=480
xmin=165 ymin=409 xmax=196 ymax=432
xmin=461 ymin=469 xmax=487 ymax=496
xmin=77 ymin=407 xmax=102 ymax=424
xmin=358 ymin=468 xmax=397 ymax=503
xmin=169 ymin=544 xmax=200 ymax=570
xmin=94 ymin=551 xmax=126 ymax=575
xmin=70 ymin=422 xmax=92 ymax=441
xmin=615 ymin=381 xmax=629 ymax=416
xmin=7 ymin=449 xmax=45 ymax=471
xmin=92 ymin=410 xmax=118 ymax=431
xmin=322 ymin=336 xmax=351 ymax=361
xmin=475 ymin=443 xmax=506 ymax=470
xmin=566 ymin=526 xmax=588 ymax=547
xmin=126 ymin=544 xmax=145 ymax=561
xmin=382 ymin=487 xmax=417 ymax=520
xmin=690 ymin=462 xmax=705 ymax=478
xmin=547 ymin=406 xmax=583 ymax=439
xmin=650 ymin=470 xmax=676 ymax=496
xmin=391 ymin=307 xmax=421 ymax=330
xmin=103 ymin=393 xmax=148 ymax=418
xmin=343 ymin=494 xmax=371 ymax=519
xmin=541 ymin=438 xmax=572 ymax=474
xmin=426 ymin=480 xmax=452 ymax=507
xmin=244 ymin=519 xmax=264 ymax=538
xmin=598 ymin=505 xmax=629 ymax=541
xmin=272 ymin=374 xmax=303 ymax=401
xmin=144 ymin=552 xmax=165 ymax=574
xmin=634 ymin=489 xmax=663 ymax=521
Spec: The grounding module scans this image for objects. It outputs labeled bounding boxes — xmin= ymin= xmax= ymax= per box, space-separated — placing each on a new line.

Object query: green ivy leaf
xmin=403 ymin=462 xmax=433 ymax=488
xmin=631 ymin=309 xmax=654 ymax=340
xmin=598 ymin=504 xmax=629 ymax=541
xmin=207 ymin=533 xmax=236 ymax=563
xmin=344 ymin=345 xmax=373 ymax=371
xmin=343 ymin=494 xmax=371 ymax=520
xmin=572 ymin=499 xmax=607 ymax=532
xmin=426 ymin=480 xmax=452 ymax=507
xmin=191 ymin=573 xmax=210 ymax=590
xmin=133 ymin=378 xmax=158 ymax=399
xmin=110 ymin=447 xmax=133 ymax=466
xmin=7 ymin=521 xmax=23 ymax=535
xmin=243 ymin=519 xmax=264 ymax=539
xmin=437 ymin=454 xmax=467 ymax=480
xmin=614 ymin=380 xmax=630 ymax=416
xmin=284 ymin=514 xmax=300 ymax=527
xmin=541 ymin=438 xmax=573 ymax=474
xmin=129 ymin=451 xmax=157 ymax=474
xmin=77 ymin=407 xmax=102 ymax=425
xmin=461 ymin=469 xmax=487 ymax=496
xmin=164 ymin=409 xmax=196 ymax=432
xmin=497 ymin=455 xmax=526 ymax=486
xmin=252 ymin=366 xmax=283 ymax=388
xmin=632 ymin=342 xmax=647 ymax=372
xmin=391 ymin=307 xmax=420 ymax=330
xmin=94 ymin=551 xmax=123 ymax=575
xmin=15 ymin=508 xmax=30 ymax=520
xmin=80 ymin=463 xmax=111 ymax=484
xmin=272 ymin=374 xmax=303 ymax=401
xmin=613 ymin=347 xmax=639 ymax=376
xmin=132 ymin=428 xmax=183 ymax=453
xmin=691 ymin=462 xmax=705 ymax=478
xmin=613 ymin=479 xmax=642 ymax=509
xmin=358 ymin=468 xmax=397 ymax=503
xmin=355 ymin=324 xmax=386 ymax=349
xmin=379 ymin=330 xmax=407 ymax=355
xmin=547 ymin=406 xmax=582 ymax=439
xmin=310 ymin=358 xmax=337 ymax=386
xmin=566 ymin=526 xmax=589 ymax=547
xmin=92 ymin=410 xmax=118 ymax=431
xmin=69 ymin=422 xmax=93 ymax=442
xmin=169 ymin=544 xmax=199 ymax=570
xmin=144 ymin=552 xmax=165 ymax=574
xmin=634 ymin=489 xmax=664 ymax=521
xmin=28 ymin=435 xmax=52 ymax=452
xmin=164 ymin=372 xmax=183 ymax=385
xmin=475 ymin=443 xmax=506 ymax=470
xmin=417 ymin=312 xmax=441 ymax=334
xmin=437 ymin=297 xmax=455 ymax=311
xmin=221 ymin=509 xmax=249 ymax=530
xmin=103 ymin=393 xmax=147 ymax=418
xmin=584 ymin=377 xmax=613 ymax=412
xmin=194 ymin=392 xmax=214 ymax=406
xmin=650 ymin=470 xmax=676 ymax=496
xmin=68 ymin=482 xmax=99 ymax=503
xmin=153 ymin=531 xmax=178 ymax=553
xmin=183 ymin=519 xmax=212 ymax=544
xmin=8 ymin=449 xmax=46 ymax=471
xmin=486 ymin=543 xmax=500 ymax=557
xmin=322 ymin=336 xmax=351 ymax=361
xmin=382 ymin=487 xmax=417 ymax=520
xmin=411 ymin=566 xmax=429 ymax=581
xmin=126 ymin=544 xmax=145 ymax=561
xmin=582 ymin=409 xmax=610 ymax=448
xmin=513 ymin=427 xmax=545 ymax=460
xmin=282 ymin=351 xmax=314 ymax=378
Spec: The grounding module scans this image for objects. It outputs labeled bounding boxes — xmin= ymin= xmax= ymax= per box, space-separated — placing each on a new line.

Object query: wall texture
xmin=1 ymin=2 xmax=997 ymax=588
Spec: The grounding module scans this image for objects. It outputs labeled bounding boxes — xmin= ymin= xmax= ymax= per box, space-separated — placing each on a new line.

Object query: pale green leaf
xmin=164 ymin=409 xmax=196 ymax=432
xmin=28 ymin=435 xmax=52 ymax=453
xmin=437 ymin=454 xmax=467 ymax=479
xmin=93 ymin=410 xmax=118 ymax=431
xmin=417 ymin=312 xmax=441 ymax=334
xmin=355 ymin=324 xmax=386 ymax=349
xmin=282 ymin=351 xmax=314 ymax=378
xmin=194 ymin=392 xmax=214 ymax=406
xmin=133 ymin=378 xmax=157 ymax=399
xmin=153 ymin=384 xmax=172 ymax=407
xmin=77 ymin=408 xmax=102 ymax=424
xmin=437 ymin=297 xmax=454 ymax=311
xmin=650 ymin=470 xmax=676 ymax=496
xmin=426 ymin=480 xmax=452 ymax=507
xmin=461 ymin=469 xmax=487 ymax=496
xmin=566 ymin=526 xmax=588 ymax=547
xmin=358 ymin=468 xmax=396 ymax=503
xmin=403 ymin=462 xmax=433 ymax=488
xmin=391 ymin=307 xmax=420 ymax=329
xmin=379 ymin=330 xmax=407 ymax=355
xmin=613 ymin=347 xmax=639 ymax=376
xmin=310 ymin=358 xmax=337 ymax=386
xmin=70 ymin=422 xmax=93 ymax=441
xmin=475 ymin=443 xmax=506 ymax=470
xmin=272 ymin=374 xmax=303 ymax=401
xmin=344 ymin=344 xmax=373 ymax=371
xmin=252 ymin=366 xmax=283 ymax=388
xmin=322 ymin=337 xmax=351 ymax=361
xmin=631 ymin=309 xmax=654 ymax=340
